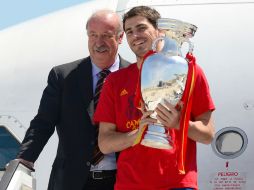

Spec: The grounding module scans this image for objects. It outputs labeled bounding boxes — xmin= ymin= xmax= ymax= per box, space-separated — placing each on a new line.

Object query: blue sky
xmin=0 ymin=0 xmax=90 ymax=30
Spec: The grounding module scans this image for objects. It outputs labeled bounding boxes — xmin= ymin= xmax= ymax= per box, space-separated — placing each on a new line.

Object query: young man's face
xmin=124 ymin=16 xmax=159 ymax=60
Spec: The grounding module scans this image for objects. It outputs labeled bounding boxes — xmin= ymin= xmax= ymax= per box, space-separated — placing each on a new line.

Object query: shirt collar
xmin=91 ymin=55 xmax=120 ymax=78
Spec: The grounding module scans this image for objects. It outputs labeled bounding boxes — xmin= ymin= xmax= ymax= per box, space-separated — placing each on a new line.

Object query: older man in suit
xmin=17 ymin=10 xmax=129 ymax=190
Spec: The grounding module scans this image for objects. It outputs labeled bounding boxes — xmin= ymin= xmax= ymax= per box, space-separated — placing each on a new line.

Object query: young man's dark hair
xmin=123 ymin=6 xmax=161 ymax=31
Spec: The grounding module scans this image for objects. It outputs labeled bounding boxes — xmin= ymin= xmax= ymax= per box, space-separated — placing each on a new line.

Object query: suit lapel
xmin=119 ymin=56 xmax=130 ymax=69
xmin=78 ymin=57 xmax=93 ymax=109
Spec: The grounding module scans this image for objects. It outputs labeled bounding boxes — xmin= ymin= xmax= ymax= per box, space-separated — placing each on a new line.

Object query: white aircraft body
xmin=0 ymin=0 xmax=254 ymax=189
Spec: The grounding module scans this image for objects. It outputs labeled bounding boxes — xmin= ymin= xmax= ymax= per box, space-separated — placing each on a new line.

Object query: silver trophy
xmin=140 ymin=18 xmax=197 ymax=149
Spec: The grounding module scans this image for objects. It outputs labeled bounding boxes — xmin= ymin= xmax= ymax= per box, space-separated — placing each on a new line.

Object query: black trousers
xmin=83 ymin=176 xmax=116 ymax=190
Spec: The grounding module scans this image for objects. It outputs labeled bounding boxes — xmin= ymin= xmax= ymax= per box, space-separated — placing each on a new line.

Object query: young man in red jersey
xmin=94 ymin=6 xmax=215 ymax=190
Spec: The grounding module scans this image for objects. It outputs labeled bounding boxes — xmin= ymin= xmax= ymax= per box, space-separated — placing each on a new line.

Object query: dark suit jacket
xmin=17 ymin=56 xmax=130 ymax=190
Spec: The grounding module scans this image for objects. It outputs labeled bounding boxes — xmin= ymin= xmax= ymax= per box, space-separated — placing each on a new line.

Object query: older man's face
xmin=87 ymin=14 xmax=122 ymax=69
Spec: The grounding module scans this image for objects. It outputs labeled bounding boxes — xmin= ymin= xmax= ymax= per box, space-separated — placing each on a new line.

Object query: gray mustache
xmin=94 ymin=46 xmax=109 ymax=52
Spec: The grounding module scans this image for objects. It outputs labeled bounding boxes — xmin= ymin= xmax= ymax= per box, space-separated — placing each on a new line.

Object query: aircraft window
xmin=0 ymin=126 xmax=20 ymax=171
xmin=212 ymin=127 xmax=248 ymax=159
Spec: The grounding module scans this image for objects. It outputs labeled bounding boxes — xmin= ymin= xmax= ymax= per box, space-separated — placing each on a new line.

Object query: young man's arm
xmin=98 ymin=122 xmax=137 ymax=154
xmin=154 ymin=101 xmax=215 ymax=144
xmin=98 ymin=109 xmax=153 ymax=154
xmin=188 ymin=111 xmax=215 ymax=144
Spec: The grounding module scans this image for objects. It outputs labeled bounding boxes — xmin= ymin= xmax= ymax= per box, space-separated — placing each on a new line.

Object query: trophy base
xmin=141 ymin=139 xmax=172 ymax=149
xmin=140 ymin=124 xmax=172 ymax=149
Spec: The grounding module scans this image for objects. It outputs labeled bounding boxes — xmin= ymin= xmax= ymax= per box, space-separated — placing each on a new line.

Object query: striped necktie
xmin=91 ymin=69 xmax=111 ymax=165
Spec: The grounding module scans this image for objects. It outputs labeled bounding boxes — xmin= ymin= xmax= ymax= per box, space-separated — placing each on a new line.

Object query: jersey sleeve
xmin=93 ymin=74 xmax=116 ymax=124
xmin=191 ymin=65 xmax=215 ymax=118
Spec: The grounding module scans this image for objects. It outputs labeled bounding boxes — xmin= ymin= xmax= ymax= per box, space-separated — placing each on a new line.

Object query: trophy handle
xmin=152 ymin=36 xmax=194 ymax=54
xmin=186 ymin=39 xmax=194 ymax=54
xmin=152 ymin=36 xmax=180 ymax=56
xmin=152 ymin=36 xmax=165 ymax=52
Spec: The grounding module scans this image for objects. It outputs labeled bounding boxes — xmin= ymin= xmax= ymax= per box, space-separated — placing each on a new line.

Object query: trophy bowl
xmin=140 ymin=18 xmax=197 ymax=149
